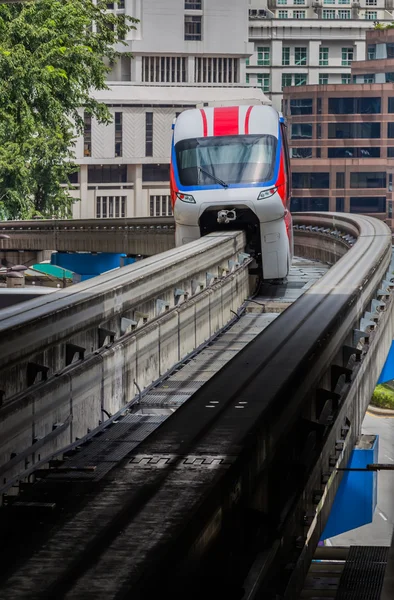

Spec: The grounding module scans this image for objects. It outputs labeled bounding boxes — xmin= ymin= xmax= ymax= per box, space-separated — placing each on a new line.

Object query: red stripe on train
xmin=200 ymin=109 xmax=208 ymax=137
xmin=213 ymin=106 xmax=239 ymax=136
xmin=245 ymin=106 xmax=253 ymax=135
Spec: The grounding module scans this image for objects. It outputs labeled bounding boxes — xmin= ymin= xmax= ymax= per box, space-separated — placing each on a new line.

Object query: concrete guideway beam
xmin=0 ymin=217 xmax=175 ymax=256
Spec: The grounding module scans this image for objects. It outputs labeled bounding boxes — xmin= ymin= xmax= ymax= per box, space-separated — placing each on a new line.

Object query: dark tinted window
xmin=328 ymin=122 xmax=381 ymax=139
xmin=146 ymin=112 xmax=153 ymax=156
xmin=389 ymin=98 xmax=394 ymax=113
xmin=386 ymin=73 xmax=394 ymax=83
xmin=336 ymin=172 xmax=345 ymax=188
xmin=327 ymin=147 xmax=380 ymax=158
xmin=387 ymin=43 xmax=394 ymax=59
xmin=316 ymin=147 xmax=321 ymax=158
xmin=175 ymin=134 xmax=277 ymax=186
xmin=388 ymin=147 xmax=394 ymax=157
xmin=88 ymin=165 xmax=127 ymax=183
xmin=291 ymin=147 xmax=312 ymax=158
xmin=142 ymin=164 xmax=170 ymax=182
xmin=388 ymin=123 xmax=394 ymax=138
xmin=328 ymin=97 xmax=381 ymax=114
xmin=68 ymin=170 xmax=79 ymax=184
xmin=336 ymin=197 xmax=345 ymax=211
xmin=292 ymin=172 xmax=329 ymax=189
xmin=350 ymin=172 xmax=386 ymax=188
xmin=291 ymin=124 xmax=312 ymax=139
xmin=350 ymin=197 xmax=386 ymax=213
xmin=290 ymin=98 xmax=313 ymax=115
xmin=291 ymin=197 xmax=329 ymax=212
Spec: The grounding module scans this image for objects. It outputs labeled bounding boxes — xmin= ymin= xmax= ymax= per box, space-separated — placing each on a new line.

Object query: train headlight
xmin=257 ymin=187 xmax=278 ymax=200
xmin=176 ymin=192 xmax=196 ymax=204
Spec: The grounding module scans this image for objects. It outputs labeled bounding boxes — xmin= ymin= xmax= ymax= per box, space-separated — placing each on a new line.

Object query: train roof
xmin=173 ymin=105 xmax=280 ymax=144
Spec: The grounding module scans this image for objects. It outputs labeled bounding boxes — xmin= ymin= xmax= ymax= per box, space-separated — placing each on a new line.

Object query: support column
xmin=79 ymin=165 xmax=89 ymax=218
xmin=131 ymin=164 xmax=143 ymax=217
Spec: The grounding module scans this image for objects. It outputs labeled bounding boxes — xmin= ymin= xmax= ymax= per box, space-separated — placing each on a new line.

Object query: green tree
xmin=0 ymin=0 xmax=138 ymax=219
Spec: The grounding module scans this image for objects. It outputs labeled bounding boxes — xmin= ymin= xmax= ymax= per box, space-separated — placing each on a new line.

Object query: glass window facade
xmin=291 ymin=123 xmax=312 ymax=139
xmin=319 ymin=74 xmax=329 ymax=85
xmin=292 ymin=172 xmax=330 ymax=188
xmin=327 ymin=122 xmax=381 ymax=138
xmin=341 ymin=47 xmax=353 ymax=66
xmin=350 ymin=197 xmax=386 ymax=213
xmin=88 ymin=165 xmax=127 ymax=183
xmin=291 ymin=197 xmax=329 ymax=211
xmin=295 ymin=47 xmax=307 ymax=65
xmin=328 ymin=97 xmax=381 ymax=114
xmin=282 ymin=47 xmax=290 ymax=66
xmin=291 ymin=148 xmax=312 ymax=158
xmin=257 ymin=47 xmax=270 ymax=66
xmin=319 ymin=47 xmax=329 ymax=66
xmin=350 ymin=172 xmax=386 ymax=188
xmin=290 ymin=98 xmax=313 ymax=115
xmin=294 ymin=73 xmax=307 ymax=86
xmin=327 ymin=147 xmax=380 ymax=158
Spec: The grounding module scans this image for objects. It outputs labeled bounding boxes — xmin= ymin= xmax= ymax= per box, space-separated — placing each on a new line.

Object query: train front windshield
xmin=175 ymin=134 xmax=277 ymax=187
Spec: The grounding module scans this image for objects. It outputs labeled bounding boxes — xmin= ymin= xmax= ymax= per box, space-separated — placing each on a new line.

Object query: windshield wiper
xmin=198 ymin=166 xmax=228 ymax=188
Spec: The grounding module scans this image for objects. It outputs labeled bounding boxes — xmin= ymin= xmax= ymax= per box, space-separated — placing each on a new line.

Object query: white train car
xmin=170 ymin=105 xmax=293 ymax=280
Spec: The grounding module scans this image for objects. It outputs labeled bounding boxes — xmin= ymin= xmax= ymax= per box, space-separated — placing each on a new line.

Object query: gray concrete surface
xmin=329 ymin=412 xmax=394 ymax=547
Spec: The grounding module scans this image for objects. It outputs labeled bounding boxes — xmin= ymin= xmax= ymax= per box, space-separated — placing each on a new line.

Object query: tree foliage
xmin=0 ymin=0 xmax=138 ymax=219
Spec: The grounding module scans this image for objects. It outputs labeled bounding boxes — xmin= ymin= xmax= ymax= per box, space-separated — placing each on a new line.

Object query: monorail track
xmin=0 ymin=213 xmax=392 ymax=600
xmin=0 ymin=258 xmax=328 ymax=599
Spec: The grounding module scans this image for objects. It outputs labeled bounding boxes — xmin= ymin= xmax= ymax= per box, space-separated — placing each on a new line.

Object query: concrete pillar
xmin=131 ymin=164 xmax=144 ymax=217
xmin=127 ymin=164 xmax=136 ymax=217
xmin=309 ymin=41 xmax=320 ymax=68
xmin=271 ymin=40 xmax=282 ymax=67
xmin=80 ymin=165 xmax=88 ymax=213
xmin=354 ymin=40 xmax=366 ymax=62
xmin=188 ymin=56 xmax=194 ymax=84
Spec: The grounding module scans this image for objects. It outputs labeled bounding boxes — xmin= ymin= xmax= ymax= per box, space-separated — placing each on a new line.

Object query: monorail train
xmin=170 ymin=104 xmax=293 ymax=280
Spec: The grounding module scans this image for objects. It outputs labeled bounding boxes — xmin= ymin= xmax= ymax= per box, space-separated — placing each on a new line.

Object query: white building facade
xmin=71 ymin=0 xmax=394 ymax=219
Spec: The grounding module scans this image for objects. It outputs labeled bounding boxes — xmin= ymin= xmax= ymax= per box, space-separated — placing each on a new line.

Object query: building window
xmin=246 ymin=57 xmax=250 ymax=67
xmin=117 ymin=0 xmax=125 ymax=8
xmin=195 ymin=57 xmax=239 ymax=83
xmin=257 ymin=47 xmax=270 ymax=66
xmin=185 ymin=15 xmax=202 ymax=40
xmin=338 ymin=9 xmax=351 ymax=18
xmin=282 ymin=47 xmax=290 ymax=66
xmin=292 ymin=172 xmax=329 ymax=189
xmin=365 ymin=10 xmax=377 ymax=19
xmin=328 ymin=97 xmax=381 ymax=114
xmin=291 ymin=198 xmax=329 ymax=212
xmin=246 ymin=74 xmax=250 ymax=84
xmin=322 ymin=9 xmax=335 ymax=18
xmin=316 ymin=148 xmax=321 ymax=158
xmin=367 ymin=44 xmax=376 ymax=60
xmin=294 ymin=73 xmax=307 ymax=86
xmin=350 ymin=172 xmax=386 ymax=188
xmin=257 ymin=74 xmax=270 ymax=92
xmin=366 ymin=0 xmax=377 ymax=4
xmin=84 ymin=113 xmax=92 ymax=157
xmin=88 ymin=165 xmax=127 ymax=184
xmin=319 ymin=47 xmax=329 ymax=66
xmin=291 ymin=148 xmax=312 ymax=158
xmin=293 ymin=10 xmax=306 ymax=18
xmin=386 ymin=73 xmax=394 ymax=83
xmin=336 ymin=198 xmax=345 ymax=212
xmin=282 ymin=73 xmax=292 ymax=88
xmin=341 ymin=74 xmax=351 ymax=84
xmin=387 ymin=44 xmax=394 ymax=59
xmin=278 ymin=10 xmax=288 ymax=18
xmin=388 ymin=123 xmax=394 ymax=138
xmin=114 ymin=112 xmax=122 ymax=157
xmin=350 ymin=197 xmax=386 ymax=213
xmin=96 ymin=196 xmax=126 ymax=218
xmin=142 ymin=56 xmax=188 ymax=83
xmin=328 ymin=122 xmax=380 ymax=138
xmin=185 ymin=0 xmax=202 ymax=8
xmin=294 ymin=0 xmax=305 ymax=3
xmin=388 ymin=98 xmax=394 ymax=113
xmin=336 ymin=172 xmax=345 ymax=188
xmin=277 ymin=0 xmax=287 ymax=4
xmin=145 ymin=112 xmax=153 ymax=157
xmin=328 ymin=147 xmax=380 ymax=158
xmin=291 ymin=123 xmax=312 ymax=139
xmin=149 ymin=195 xmax=173 ymax=217
xmin=388 ymin=148 xmax=394 ymax=158
xmin=295 ymin=47 xmax=307 ymax=66
xmin=342 ymin=47 xmax=353 ymax=66
xmin=317 ymin=98 xmax=322 ymax=114
xmin=323 ymin=0 xmax=335 ymax=3
xmin=338 ymin=0 xmax=350 ymax=3
xmin=319 ymin=74 xmax=329 ymax=85
xmin=290 ymin=98 xmax=312 ymax=115
xmin=142 ymin=164 xmax=170 ymax=182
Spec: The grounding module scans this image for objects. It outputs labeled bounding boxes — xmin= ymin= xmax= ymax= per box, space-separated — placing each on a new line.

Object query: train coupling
xmin=217 ymin=209 xmax=237 ymax=224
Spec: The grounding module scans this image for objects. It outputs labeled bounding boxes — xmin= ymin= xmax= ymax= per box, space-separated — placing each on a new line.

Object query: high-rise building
xmin=283 ymin=27 xmax=394 ymax=229
xmin=247 ymin=1 xmax=394 ymax=110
